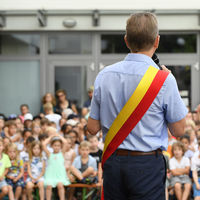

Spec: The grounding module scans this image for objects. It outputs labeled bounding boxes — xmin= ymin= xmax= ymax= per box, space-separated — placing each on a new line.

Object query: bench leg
xmin=82 ymin=187 xmax=86 ymax=200
xmin=85 ymin=188 xmax=98 ymax=199
xmin=36 ymin=188 xmax=40 ymax=200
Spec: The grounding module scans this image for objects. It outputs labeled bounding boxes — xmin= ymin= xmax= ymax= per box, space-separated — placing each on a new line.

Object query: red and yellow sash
xmin=101 ymin=66 xmax=169 ymax=199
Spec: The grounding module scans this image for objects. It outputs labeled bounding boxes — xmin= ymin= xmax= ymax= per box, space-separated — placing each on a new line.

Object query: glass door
xmin=48 ymin=61 xmax=96 ymax=113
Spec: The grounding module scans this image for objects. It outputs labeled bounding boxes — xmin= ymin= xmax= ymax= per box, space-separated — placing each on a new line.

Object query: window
xmin=0 ymin=34 xmax=40 ymax=55
xmin=101 ymin=34 xmax=129 ymax=54
xmin=0 ymin=61 xmax=40 ymax=116
xmin=167 ymin=65 xmax=191 ymax=107
xmin=157 ymin=34 xmax=197 ymax=53
xmin=49 ymin=34 xmax=92 ymax=54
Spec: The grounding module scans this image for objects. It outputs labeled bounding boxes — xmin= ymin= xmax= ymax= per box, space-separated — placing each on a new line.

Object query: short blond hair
xmin=80 ymin=140 xmax=91 ymax=149
xmin=46 ymin=127 xmax=57 ymax=134
xmin=126 ymin=12 xmax=158 ymax=53
xmin=43 ymin=102 xmax=53 ymax=111
xmin=6 ymin=143 xmax=19 ymax=162
xmin=186 ymin=119 xmax=196 ymax=129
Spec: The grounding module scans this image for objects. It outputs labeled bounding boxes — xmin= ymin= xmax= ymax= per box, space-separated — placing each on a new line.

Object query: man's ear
xmin=124 ymin=35 xmax=130 ymax=49
xmin=154 ymin=35 xmax=160 ymax=49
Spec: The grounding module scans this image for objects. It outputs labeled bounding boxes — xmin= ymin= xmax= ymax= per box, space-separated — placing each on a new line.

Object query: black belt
xmin=114 ymin=149 xmax=162 ymax=156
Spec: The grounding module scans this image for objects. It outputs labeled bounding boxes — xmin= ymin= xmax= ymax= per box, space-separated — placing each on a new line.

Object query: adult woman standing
xmin=56 ymin=89 xmax=78 ymax=114
xmin=40 ymin=93 xmax=57 ymax=114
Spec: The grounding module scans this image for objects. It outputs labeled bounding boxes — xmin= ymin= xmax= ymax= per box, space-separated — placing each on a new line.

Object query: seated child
xmin=180 ymin=134 xmax=194 ymax=159
xmin=49 ymin=122 xmax=57 ymax=129
xmin=46 ymin=127 xmax=57 ymax=137
xmin=64 ymin=135 xmax=76 ymax=171
xmin=59 ymin=118 xmax=66 ymax=136
xmin=5 ymin=121 xmax=21 ymax=144
xmin=42 ymin=133 xmax=71 ymax=200
xmin=163 ymin=152 xmax=170 ymax=200
xmin=0 ymin=118 xmax=5 ymax=138
xmin=88 ymin=135 xmax=103 ymax=186
xmin=14 ymin=117 xmax=23 ymax=132
xmin=191 ymin=138 xmax=200 ymax=200
xmin=17 ymin=130 xmax=32 ymax=152
xmin=3 ymin=137 xmax=11 ymax=153
xmin=68 ymin=130 xmax=79 ymax=157
xmin=62 ymin=124 xmax=73 ymax=137
xmin=0 ymin=138 xmax=11 ymax=199
xmin=169 ymin=141 xmax=192 ymax=200
xmin=40 ymin=118 xmax=50 ymax=133
xmin=5 ymin=143 xmax=24 ymax=200
xmin=185 ymin=129 xmax=198 ymax=152
xmin=20 ymin=136 xmax=35 ymax=200
xmin=26 ymin=140 xmax=45 ymax=200
xmin=31 ymin=122 xmax=42 ymax=140
xmin=38 ymin=133 xmax=53 ymax=168
xmin=69 ymin=140 xmax=97 ymax=184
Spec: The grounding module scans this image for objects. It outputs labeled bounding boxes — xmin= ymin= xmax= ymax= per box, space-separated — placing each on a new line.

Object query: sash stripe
xmin=102 ymin=68 xmax=169 ymax=168
xmin=102 ymin=66 xmax=158 ymax=158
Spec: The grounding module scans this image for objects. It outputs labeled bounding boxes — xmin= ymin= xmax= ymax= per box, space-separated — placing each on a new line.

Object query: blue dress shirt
xmin=89 ymin=53 xmax=188 ymax=151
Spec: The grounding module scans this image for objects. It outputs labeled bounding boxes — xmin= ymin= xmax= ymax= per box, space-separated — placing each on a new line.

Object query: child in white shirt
xmin=169 ymin=141 xmax=192 ymax=200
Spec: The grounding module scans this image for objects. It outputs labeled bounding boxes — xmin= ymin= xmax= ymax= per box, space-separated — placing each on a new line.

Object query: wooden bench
xmin=67 ymin=184 xmax=99 ymax=200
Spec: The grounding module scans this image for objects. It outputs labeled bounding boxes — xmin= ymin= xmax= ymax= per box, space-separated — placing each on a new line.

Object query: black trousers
xmin=103 ymin=152 xmax=166 ymax=200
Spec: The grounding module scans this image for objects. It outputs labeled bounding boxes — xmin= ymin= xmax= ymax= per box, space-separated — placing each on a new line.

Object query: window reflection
xmin=55 ymin=66 xmax=87 ymax=109
xmin=167 ymin=65 xmax=191 ymax=107
xmin=101 ymin=34 xmax=129 ymax=54
xmin=49 ymin=34 xmax=92 ymax=54
xmin=157 ymin=34 xmax=196 ymax=53
xmin=0 ymin=34 xmax=40 ymax=55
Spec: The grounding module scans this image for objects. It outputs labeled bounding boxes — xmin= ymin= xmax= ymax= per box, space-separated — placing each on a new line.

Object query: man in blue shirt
xmin=87 ymin=12 xmax=187 ymax=200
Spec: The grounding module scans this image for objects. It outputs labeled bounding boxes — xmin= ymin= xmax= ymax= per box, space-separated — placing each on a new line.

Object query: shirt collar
xmin=124 ymin=53 xmax=159 ymax=69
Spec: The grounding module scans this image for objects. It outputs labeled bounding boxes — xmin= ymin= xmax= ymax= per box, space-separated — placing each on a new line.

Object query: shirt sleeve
xmin=191 ymin=157 xmax=197 ymax=171
xmin=90 ymin=156 xmax=97 ymax=171
xmin=163 ymin=74 xmax=188 ymax=123
xmin=19 ymin=159 xmax=24 ymax=168
xmin=72 ymin=157 xmax=80 ymax=169
xmin=89 ymin=76 xmax=101 ymax=120
xmin=185 ymin=157 xmax=190 ymax=167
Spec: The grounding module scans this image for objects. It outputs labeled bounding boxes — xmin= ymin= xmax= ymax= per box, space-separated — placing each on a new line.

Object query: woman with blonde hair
xmin=40 ymin=93 xmax=57 ymax=115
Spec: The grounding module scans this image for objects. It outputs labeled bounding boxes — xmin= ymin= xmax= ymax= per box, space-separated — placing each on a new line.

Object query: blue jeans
xmin=103 ymin=152 xmax=166 ymax=200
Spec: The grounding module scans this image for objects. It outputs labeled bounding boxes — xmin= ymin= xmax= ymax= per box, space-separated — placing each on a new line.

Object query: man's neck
xmin=131 ymin=48 xmax=155 ymax=58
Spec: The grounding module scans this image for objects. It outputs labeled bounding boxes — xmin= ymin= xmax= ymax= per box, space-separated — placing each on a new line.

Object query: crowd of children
xmin=2 ymin=96 xmax=200 ymax=200
xmin=0 ymin=101 xmax=103 ymax=200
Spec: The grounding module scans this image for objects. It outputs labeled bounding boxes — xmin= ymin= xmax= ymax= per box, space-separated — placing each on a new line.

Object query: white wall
xmin=1 ymin=0 xmax=200 ymax=10
xmin=0 ymin=14 xmax=199 ymax=31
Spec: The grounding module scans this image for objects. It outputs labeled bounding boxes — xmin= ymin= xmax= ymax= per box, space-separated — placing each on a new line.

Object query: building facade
xmin=1 ymin=1 xmax=200 ymax=115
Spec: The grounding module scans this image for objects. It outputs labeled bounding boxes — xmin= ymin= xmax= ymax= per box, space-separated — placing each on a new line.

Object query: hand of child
xmin=13 ymin=178 xmax=18 ymax=183
xmin=196 ymin=183 xmax=200 ymax=190
xmin=0 ymin=176 xmax=4 ymax=181
xmin=32 ymin=178 xmax=36 ymax=184
xmin=91 ymin=171 xmax=97 ymax=177
xmin=69 ymin=174 xmax=75 ymax=182
xmin=188 ymin=145 xmax=195 ymax=152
